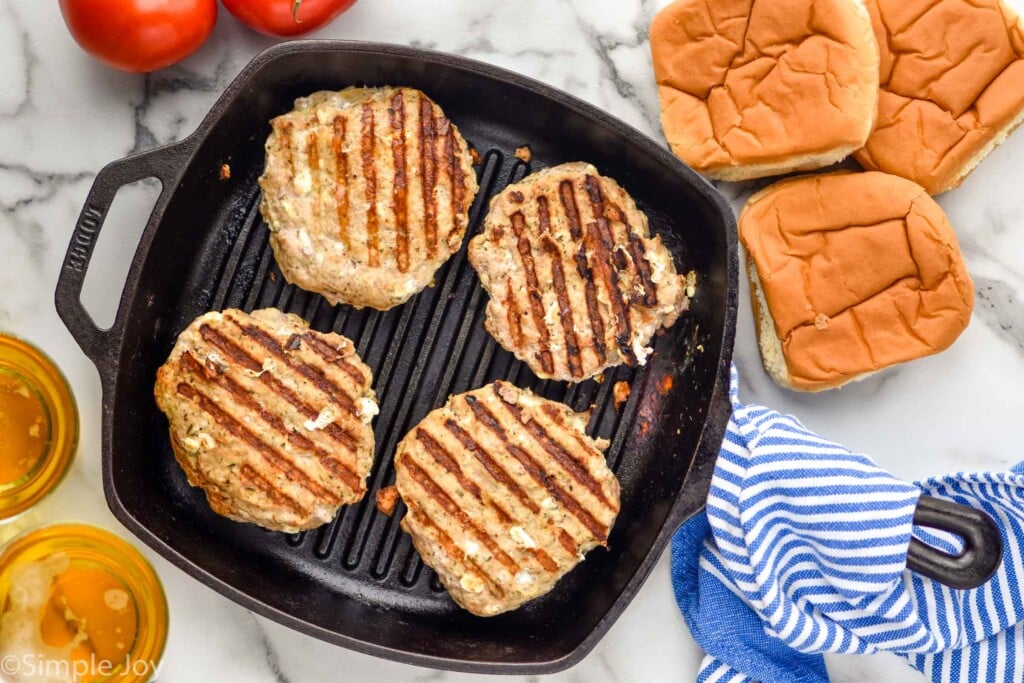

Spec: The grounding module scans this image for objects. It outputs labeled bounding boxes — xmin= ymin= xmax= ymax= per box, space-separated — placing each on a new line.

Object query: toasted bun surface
xmin=259 ymin=87 xmax=479 ymax=310
xmin=854 ymin=0 xmax=1024 ymax=195
xmin=739 ymin=172 xmax=974 ymax=391
xmin=651 ymin=0 xmax=879 ymax=181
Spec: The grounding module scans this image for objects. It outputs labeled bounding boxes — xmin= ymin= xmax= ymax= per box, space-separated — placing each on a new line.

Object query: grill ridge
xmin=209 ymin=146 xmax=649 ymax=599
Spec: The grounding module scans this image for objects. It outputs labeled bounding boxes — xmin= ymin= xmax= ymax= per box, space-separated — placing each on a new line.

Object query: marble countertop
xmin=2 ymin=0 xmax=1023 ymax=680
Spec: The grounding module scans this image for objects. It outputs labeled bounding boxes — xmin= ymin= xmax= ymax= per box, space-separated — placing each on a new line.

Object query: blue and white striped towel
xmin=671 ymin=366 xmax=1024 ymax=682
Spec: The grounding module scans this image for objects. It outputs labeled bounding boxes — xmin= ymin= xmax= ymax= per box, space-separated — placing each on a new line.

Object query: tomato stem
xmin=292 ymin=0 xmax=303 ymax=23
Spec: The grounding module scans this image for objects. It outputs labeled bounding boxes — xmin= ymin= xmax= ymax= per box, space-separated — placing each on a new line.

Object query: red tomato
xmin=60 ymin=0 xmax=218 ymax=73
xmin=221 ymin=0 xmax=358 ymax=37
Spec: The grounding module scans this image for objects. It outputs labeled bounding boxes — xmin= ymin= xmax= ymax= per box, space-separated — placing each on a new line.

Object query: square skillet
xmin=56 ymin=42 xmax=738 ymax=673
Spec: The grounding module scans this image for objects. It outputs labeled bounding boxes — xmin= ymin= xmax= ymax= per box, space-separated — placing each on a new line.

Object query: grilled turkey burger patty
xmin=394 ymin=381 xmax=620 ymax=616
xmin=469 ymin=162 xmax=693 ymax=382
xmin=154 ymin=308 xmax=378 ymax=533
xmin=259 ymin=86 xmax=479 ymax=311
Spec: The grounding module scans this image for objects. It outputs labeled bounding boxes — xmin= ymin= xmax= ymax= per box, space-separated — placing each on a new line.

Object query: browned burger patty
xmin=259 ymin=86 xmax=480 ymax=311
xmin=394 ymin=381 xmax=620 ymax=616
xmin=469 ymin=162 xmax=693 ymax=382
xmin=154 ymin=308 xmax=379 ymax=532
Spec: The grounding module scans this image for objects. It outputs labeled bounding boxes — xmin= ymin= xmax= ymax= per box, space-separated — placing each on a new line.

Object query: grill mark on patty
xmin=504 ymin=443 xmax=608 ymax=541
xmin=238 ymin=463 xmax=304 ymax=513
xmin=331 ymin=115 xmax=349 ymax=250
xmin=504 ymin=280 xmax=524 ymax=351
xmin=306 ymin=128 xmax=322 ymax=218
xmin=413 ymin=428 xmax=560 ymax=571
xmin=444 ymin=419 xmax=539 ymax=514
xmin=420 ymin=95 xmax=438 ymax=258
xmin=510 ymin=211 xmax=554 ymax=375
xmin=299 ymin=333 xmax=369 ymax=385
xmin=361 ymin=102 xmax=380 ymax=267
xmin=442 ymin=117 xmax=464 ymax=235
xmin=558 ymin=530 xmax=578 ymax=556
xmin=542 ymin=233 xmax=583 ymax=379
xmin=406 ymin=509 xmax=505 ymax=597
xmin=390 ymin=92 xmax=410 ymax=273
xmin=492 ymin=386 xmax=617 ymax=510
xmin=198 ymin=323 xmax=360 ymax=451
xmin=624 ymin=219 xmax=658 ymax=306
xmin=417 ymin=421 xmax=561 ymax=573
xmin=414 ymin=429 xmax=484 ymax=505
xmin=401 ymin=457 xmax=520 ymax=575
xmin=598 ymin=197 xmax=658 ymax=307
xmin=537 ymin=196 xmax=552 ymax=234
xmin=179 ymin=352 xmax=361 ymax=493
xmin=233 ymin=319 xmax=359 ymax=413
xmin=559 ymin=180 xmax=583 ymax=240
xmin=586 ymin=218 xmax=637 ymax=364
xmin=279 ymin=120 xmax=296 ymax=186
xmin=462 ymin=393 xmax=609 ymax=540
xmin=174 ymin=382 xmax=338 ymax=506
xmin=532 ymin=550 xmax=559 ymax=573
xmin=584 ymin=176 xmax=638 ymax=362
xmin=575 ymin=243 xmax=608 ymax=363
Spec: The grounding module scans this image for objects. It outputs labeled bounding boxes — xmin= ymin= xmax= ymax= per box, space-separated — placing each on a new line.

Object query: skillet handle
xmin=906 ymin=495 xmax=1003 ymax=590
xmin=55 ymin=137 xmax=196 ymax=370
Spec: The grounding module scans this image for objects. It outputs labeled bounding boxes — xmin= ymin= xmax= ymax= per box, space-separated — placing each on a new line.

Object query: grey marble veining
xmin=1 ymin=0 xmax=1024 ymax=681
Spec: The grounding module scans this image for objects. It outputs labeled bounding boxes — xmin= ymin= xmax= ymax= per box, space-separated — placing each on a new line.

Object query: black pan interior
xmin=103 ymin=44 xmax=734 ymax=672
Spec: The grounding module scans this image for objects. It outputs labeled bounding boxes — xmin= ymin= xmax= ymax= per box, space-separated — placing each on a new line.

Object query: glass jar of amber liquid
xmin=0 ymin=524 xmax=168 ymax=682
xmin=0 ymin=335 xmax=78 ymax=519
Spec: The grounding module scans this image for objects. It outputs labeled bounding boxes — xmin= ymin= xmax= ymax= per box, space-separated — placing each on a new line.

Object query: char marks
xmin=154 ymin=309 xmax=378 ymax=533
xmin=420 ymin=96 xmax=438 ymax=258
xmin=360 ymin=102 xmax=380 ymax=268
xmin=510 ymin=211 xmax=554 ymax=376
xmin=394 ymin=382 xmax=619 ymax=616
xmin=585 ymin=217 xmax=636 ymax=364
xmin=390 ymin=92 xmax=410 ymax=273
xmin=331 ymin=116 xmax=349 ymax=248
xmin=462 ymin=391 xmax=612 ymax=541
xmin=468 ymin=162 xmax=689 ymax=382
xmin=260 ymin=87 xmax=480 ymax=310
xmin=306 ymin=128 xmax=322 ymax=218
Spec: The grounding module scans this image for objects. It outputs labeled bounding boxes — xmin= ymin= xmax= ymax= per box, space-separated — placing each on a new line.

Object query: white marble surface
xmin=1 ymin=0 xmax=1023 ymax=680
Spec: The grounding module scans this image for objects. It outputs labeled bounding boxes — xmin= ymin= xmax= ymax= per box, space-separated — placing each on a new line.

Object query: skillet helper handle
xmin=55 ymin=138 xmax=195 ymax=367
xmin=907 ymin=495 xmax=1003 ymax=590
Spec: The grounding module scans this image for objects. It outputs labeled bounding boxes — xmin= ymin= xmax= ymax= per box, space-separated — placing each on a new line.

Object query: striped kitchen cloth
xmin=671 ymin=365 xmax=1024 ymax=682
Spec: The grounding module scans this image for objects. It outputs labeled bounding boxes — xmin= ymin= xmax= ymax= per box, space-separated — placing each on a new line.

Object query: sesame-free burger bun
xmin=854 ymin=0 xmax=1024 ymax=195
xmin=739 ymin=172 xmax=974 ymax=392
xmin=651 ymin=0 xmax=880 ymax=181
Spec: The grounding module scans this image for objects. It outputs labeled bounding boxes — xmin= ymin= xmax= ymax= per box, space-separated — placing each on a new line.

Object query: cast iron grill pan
xmin=56 ymin=42 xmax=737 ymax=673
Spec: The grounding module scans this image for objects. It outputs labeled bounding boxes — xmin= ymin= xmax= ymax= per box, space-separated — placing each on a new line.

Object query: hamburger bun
xmin=651 ymin=0 xmax=880 ymax=181
xmin=739 ymin=172 xmax=974 ymax=392
xmin=855 ymin=0 xmax=1024 ymax=195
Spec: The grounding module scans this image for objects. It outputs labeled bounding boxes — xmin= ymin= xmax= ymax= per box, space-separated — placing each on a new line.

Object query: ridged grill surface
xmin=201 ymin=149 xmax=652 ymax=598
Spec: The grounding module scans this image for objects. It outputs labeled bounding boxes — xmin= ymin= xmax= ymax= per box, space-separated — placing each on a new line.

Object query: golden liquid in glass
xmin=0 ymin=335 xmax=77 ymax=518
xmin=0 ymin=524 xmax=168 ymax=682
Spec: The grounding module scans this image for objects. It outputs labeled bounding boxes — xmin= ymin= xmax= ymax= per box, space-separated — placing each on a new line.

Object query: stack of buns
xmin=651 ymin=0 xmax=1022 ymax=390
xmin=652 ymin=0 xmax=1024 ymax=191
